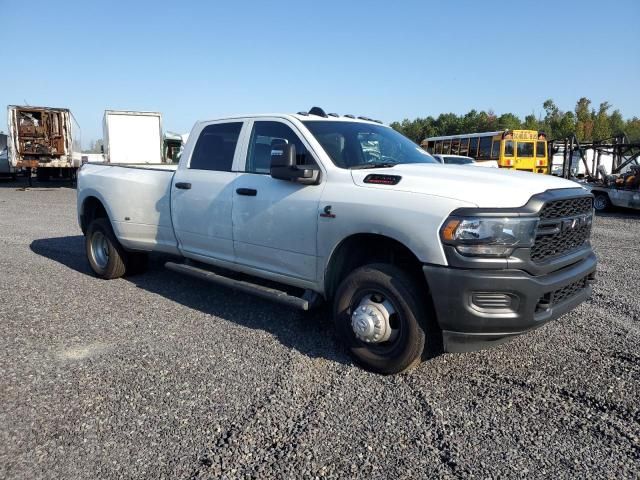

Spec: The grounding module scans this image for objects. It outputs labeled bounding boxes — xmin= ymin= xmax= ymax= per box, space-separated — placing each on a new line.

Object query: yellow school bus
xmin=421 ymin=130 xmax=548 ymax=173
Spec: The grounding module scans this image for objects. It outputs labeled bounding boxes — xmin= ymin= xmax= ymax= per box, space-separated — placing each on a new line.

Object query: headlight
xmin=440 ymin=216 xmax=539 ymax=257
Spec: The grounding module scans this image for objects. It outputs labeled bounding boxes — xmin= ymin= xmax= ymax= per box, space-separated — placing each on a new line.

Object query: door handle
xmin=236 ymin=188 xmax=257 ymax=196
xmin=175 ymin=182 xmax=191 ymax=190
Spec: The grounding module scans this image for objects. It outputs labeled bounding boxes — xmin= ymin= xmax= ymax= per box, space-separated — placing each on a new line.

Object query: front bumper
xmin=423 ymin=252 xmax=597 ymax=353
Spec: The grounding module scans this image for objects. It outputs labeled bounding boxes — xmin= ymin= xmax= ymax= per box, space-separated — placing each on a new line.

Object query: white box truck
xmin=102 ymin=111 xmax=163 ymax=164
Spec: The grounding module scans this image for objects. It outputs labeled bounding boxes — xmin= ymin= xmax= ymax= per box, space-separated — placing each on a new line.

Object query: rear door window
xmin=517 ymin=142 xmax=534 ymax=157
xmin=536 ymin=141 xmax=546 ymax=157
xmin=190 ymin=122 xmax=243 ymax=171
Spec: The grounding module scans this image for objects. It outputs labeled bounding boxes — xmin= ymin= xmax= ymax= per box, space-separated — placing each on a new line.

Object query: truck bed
xmin=78 ymin=163 xmax=180 ymax=254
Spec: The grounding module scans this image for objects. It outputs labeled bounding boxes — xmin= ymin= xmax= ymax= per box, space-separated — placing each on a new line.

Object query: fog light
xmin=471 ymin=292 xmax=516 ymax=310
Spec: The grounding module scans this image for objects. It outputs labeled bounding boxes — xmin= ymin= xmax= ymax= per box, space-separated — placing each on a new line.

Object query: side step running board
xmin=165 ymin=261 xmax=318 ymax=311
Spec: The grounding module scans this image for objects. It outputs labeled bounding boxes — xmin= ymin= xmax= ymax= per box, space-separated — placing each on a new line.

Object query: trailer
xmin=103 ymin=111 xmax=163 ymax=164
xmin=550 ymin=133 xmax=640 ymax=211
xmin=7 ymin=105 xmax=81 ymax=182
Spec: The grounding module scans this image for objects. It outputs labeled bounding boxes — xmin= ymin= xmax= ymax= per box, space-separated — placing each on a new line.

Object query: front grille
xmin=531 ymin=196 xmax=593 ymax=263
xmin=536 ymin=273 xmax=594 ymax=311
xmin=539 ymin=196 xmax=593 ymax=219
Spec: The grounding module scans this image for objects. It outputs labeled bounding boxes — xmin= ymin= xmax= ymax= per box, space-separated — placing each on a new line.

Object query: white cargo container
xmin=103 ymin=111 xmax=163 ymax=164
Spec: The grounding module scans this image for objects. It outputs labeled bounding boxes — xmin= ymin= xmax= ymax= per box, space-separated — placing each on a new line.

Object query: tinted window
xmin=517 ymin=142 xmax=534 ymax=157
xmin=426 ymin=141 xmax=435 ymax=153
xmin=491 ymin=140 xmax=501 ymax=159
xmin=468 ymin=137 xmax=479 ymax=157
xmin=478 ymin=136 xmax=492 ymax=159
xmin=504 ymin=140 xmax=514 ymax=156
xmin=536 ymin=141 xmax=546 ymax=157
xmin=459 ymin=138 xmax=470 ymax=156
xmin=190 ymin=122 xmax=242 ymax=171
xmin=246 ymin=121 xmax=312 ymax=174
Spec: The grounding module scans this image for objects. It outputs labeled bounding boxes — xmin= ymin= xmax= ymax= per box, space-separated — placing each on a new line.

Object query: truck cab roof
xmin=195 ymin=108 xmax=387 ymax=128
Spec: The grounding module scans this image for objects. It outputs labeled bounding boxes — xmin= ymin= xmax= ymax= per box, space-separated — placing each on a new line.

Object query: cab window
xmin=246 ymin=121 xmax=314 ymax=174
xmin=190 ymin=122 xmax=242 ymax=171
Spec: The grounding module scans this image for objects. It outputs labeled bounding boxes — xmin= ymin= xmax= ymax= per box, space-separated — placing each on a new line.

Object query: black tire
xmin=85 ymin=218 xmax=128 ymax=279
xmin=333 ymin=263 xmax=434 ymax=374
xmin=593 ymin=193 xmax=610 ymax=212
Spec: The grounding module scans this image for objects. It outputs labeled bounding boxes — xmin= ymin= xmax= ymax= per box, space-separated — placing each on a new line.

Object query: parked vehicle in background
xmin=77 ymin=108 xmax=596 ymax=374
xmin=163 ymin=131 xmax=184 ymax=163
xmin=549 ymin=133 xmax=640 ymax=211
xmin=586 ymin=163 xmax=640 ymax=211
xmin=433 ymin=154 xmax=498 ymax=168
xmin=550 ymin=146 xmax=616 ymax=177
xmin=0 ymin=132 xmax=15 ymax=179
xmin=423 ymin=130 xmax=548 ymax=173
xmin=7 ymin=105 xmax=81 ymax=180
xmin=103 ymin=111 xmax=163 ymax=164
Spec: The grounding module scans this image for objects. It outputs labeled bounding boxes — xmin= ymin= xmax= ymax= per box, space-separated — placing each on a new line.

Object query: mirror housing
xmin=270 ymin=143 xmax=319 ymax=185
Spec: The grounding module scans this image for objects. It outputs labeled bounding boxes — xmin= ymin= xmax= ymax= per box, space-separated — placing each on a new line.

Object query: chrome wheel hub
xmin=90 ymin=231 xmax=110 ymax=269
xmin=351 ymin=294 xmax=396 ymax=344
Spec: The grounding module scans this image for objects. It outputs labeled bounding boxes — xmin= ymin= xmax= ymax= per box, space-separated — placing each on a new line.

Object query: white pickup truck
xmin=77 ymin=108 xmax=597 ymax=374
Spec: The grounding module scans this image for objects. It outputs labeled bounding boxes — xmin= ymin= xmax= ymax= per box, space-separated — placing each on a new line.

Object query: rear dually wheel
xmin=85 ymin=218 xmax=128 ymax=279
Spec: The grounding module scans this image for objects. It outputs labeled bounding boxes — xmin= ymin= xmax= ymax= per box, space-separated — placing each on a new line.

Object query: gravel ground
xmin=0 ymin=179 xmax=639 ymax=479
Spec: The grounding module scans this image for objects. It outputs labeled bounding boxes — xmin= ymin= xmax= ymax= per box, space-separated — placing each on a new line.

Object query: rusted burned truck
xmin=7 ymin=105 xmax=81 ymax=181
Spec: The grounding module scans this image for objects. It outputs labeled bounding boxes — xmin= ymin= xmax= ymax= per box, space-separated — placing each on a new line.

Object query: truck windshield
xmin=303 ymin=121 xmax=437 ymax=169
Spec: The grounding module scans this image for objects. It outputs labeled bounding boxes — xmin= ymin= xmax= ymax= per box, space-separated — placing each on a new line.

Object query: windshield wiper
xmin=350 ymin=162 xmax=398 ymax=170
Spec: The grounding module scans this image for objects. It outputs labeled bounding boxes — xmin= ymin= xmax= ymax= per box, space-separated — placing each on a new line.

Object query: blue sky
xmin=1 ymin=0 xmax=638 ymax=147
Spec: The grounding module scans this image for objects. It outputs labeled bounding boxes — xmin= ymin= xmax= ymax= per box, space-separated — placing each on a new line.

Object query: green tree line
xmin=390 ymin=98 xmax=640 ymax=144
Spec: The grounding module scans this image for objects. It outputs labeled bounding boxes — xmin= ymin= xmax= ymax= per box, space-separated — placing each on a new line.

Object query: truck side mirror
xmin=270 ymin=143 xmax=320 ymax=185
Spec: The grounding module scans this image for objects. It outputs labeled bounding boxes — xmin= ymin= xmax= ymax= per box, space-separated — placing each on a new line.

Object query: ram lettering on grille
xmin=531 ymin=196 xmax=593 ymax=263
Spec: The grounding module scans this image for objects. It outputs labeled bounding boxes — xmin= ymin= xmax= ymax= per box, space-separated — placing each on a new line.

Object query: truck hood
xmin=351 ymin=163 xmax=585 ymax=208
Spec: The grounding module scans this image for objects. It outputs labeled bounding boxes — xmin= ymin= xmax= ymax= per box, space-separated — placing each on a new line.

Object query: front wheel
xmin=85 ymin=218 xmax=128 ymax=279
xmin=333 ymin=263 xmax=435 ymax=374
xmin=593 ymin=193 xmax=610 ymax=212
